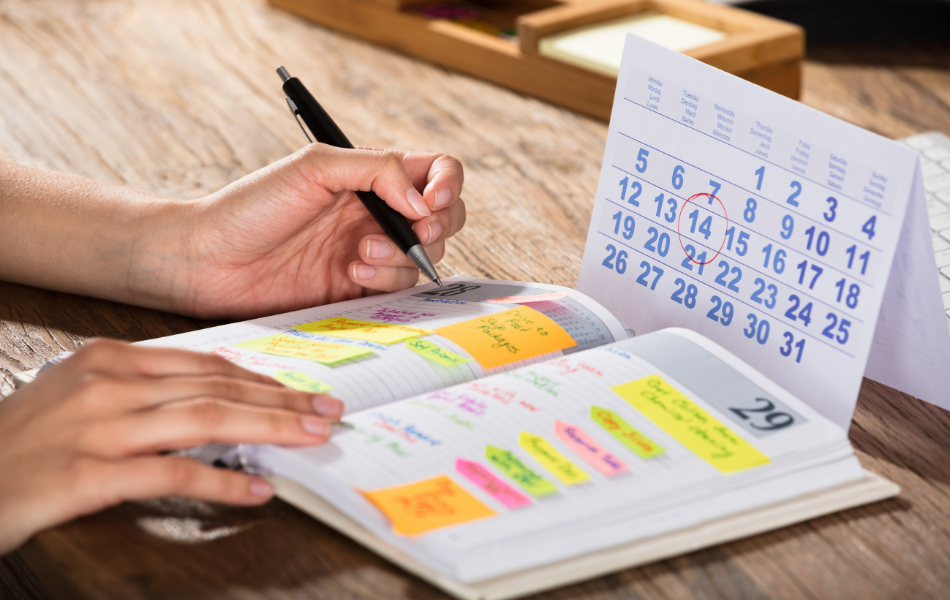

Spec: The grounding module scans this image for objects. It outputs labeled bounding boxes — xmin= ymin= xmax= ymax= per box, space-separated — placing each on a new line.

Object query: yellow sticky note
xmin=518 ymin=432 xmax=589 ymax=485
xmin=405 ymin=339 xmax=472 ymax=367
xmin=294 ymin=317 xmax=431 ymax=345
xmin=612 ymin=375 xmax=770 ymax=473
xmin=361 ymin=475 xmax=496 ymax=536
xmin=273 ymin=370 xmax=334 ymax=394
xmin=435 ymin=307 xmax=576 ymax=370
xmin=236 ymin=334 xmax=372 ymax=365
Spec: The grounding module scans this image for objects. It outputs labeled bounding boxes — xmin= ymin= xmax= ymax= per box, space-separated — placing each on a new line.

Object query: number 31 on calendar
xmin=594 ymin=137 xmax=883 ymax=368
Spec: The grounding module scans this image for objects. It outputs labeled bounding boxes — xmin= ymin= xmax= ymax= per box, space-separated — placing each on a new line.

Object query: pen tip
xmin=434 ymin=277 xmax=443 ymax=287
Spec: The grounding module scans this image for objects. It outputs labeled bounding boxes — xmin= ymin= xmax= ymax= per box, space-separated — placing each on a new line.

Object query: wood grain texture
xmin=0 ymin=1 xmax=949 ymax=598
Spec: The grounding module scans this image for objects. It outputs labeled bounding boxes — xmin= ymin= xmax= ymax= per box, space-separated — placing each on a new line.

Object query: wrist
xmin=123 ymin=196 xmax=204 ymax=315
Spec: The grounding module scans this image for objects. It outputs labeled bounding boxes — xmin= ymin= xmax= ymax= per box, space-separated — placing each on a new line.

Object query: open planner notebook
xmin=16 ymin=276 xmax=892 ymax=599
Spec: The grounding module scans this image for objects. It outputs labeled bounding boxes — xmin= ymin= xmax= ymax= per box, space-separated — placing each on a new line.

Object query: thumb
xmin=299 ymin=145 xmax=432 ymax=220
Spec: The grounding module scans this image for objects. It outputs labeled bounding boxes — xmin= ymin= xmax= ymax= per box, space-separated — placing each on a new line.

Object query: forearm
xmin=0 ymin=160 xmax=191 ymax=309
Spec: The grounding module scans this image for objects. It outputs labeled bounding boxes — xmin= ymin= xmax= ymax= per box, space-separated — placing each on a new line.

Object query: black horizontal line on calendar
xmin=607 ymin=165 xmax=876 ymax=290
xmin=621 ymin=97 xmax=893 ymax=219
xmin=614 ymin=131 xmax=885 ymax=256
xmin=595 ymin=230 xmax=858 ymax=359
xmin=601 ymin=196 xmax=866 ymax=324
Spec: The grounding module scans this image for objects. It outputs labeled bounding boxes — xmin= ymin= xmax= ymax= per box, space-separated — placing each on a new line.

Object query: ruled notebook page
xmin=137 ymin=277 xmax=628 ymax=413
xmin=247 ymin=328 xmax=862 ymax=582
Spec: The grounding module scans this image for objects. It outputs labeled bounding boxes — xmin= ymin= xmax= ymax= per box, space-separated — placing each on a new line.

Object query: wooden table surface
xmin=2 ymin=1 xmax=949 ymax=599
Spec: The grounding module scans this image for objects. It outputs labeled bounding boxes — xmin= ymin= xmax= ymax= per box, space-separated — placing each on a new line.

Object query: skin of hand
xmin=0 ymin=339 xmax=346 ymax=555
xmin=0 ymin=144 xmax=465 ymax=319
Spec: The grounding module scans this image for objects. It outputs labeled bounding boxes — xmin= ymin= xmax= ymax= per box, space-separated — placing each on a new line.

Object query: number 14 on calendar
xmin=579 ymin=34 xmax=923 ymax=428
xmin=598 ymin=138 xmax=882 ymax=358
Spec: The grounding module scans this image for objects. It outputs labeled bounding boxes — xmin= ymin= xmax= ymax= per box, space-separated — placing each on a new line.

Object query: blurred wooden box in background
xmin=268 ymin=0 xmax=803 ymax=120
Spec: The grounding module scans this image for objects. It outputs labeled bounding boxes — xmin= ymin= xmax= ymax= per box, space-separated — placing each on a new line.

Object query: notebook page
xmin=247 ymin=328 xmax=862 ymax=581
xmin=136 ymin=277 xmax=628 ymax=413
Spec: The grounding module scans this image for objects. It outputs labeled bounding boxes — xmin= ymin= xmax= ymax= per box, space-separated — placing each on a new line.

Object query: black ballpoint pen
xmin=276 ymin=66 xmax=443 ymax=287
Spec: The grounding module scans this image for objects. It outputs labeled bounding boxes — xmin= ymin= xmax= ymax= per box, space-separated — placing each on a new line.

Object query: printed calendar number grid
xmin=593 ymin=68 xmax=898 ymax=369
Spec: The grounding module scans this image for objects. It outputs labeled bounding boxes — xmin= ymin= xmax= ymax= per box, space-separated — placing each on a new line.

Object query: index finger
xmin=60 ymin=340 xmax=279 ymax=386
xmin=402 ymin=152 xmax=464 ymax=213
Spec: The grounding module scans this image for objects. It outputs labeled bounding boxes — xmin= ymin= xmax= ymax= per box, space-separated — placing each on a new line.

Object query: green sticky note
xmin=485 ymin=445 xmax=557 ymax=497
xmin=273 ymin=371 xmax=334 ymax=394
xmin=590 ymin=406 xmax=665 ymax=459
xmin=405 ymin=339 xmax=472 ymax=367
xmin=518 ymin=432 xmax=589 ymax=485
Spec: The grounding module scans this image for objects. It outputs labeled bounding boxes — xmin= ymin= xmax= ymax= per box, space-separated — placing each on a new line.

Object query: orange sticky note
xmin=361 ymin=475 xmax=496 ymax=536
xmin=435 ymin=306 xmax=576 ymax=369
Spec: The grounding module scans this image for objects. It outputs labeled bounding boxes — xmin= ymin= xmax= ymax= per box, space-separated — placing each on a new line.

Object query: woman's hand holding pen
xmin=0 ymin=340 xmax=344 ymax=555
xmin=170 ymin=145 xmax=467 ymax=319
xmin=0 ymin=145 xmax=466 ymax=319
xmin=0 ymin=143 xmax=465 ymax=552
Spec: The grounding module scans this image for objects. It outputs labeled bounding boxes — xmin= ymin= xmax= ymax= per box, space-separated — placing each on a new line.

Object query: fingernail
xmin=353 ymin=264 xmax=377 ymax=280
xmin=250 ymin=478 xmax=273 ymax=498
xmin=300 ymin=416 xmax=328 ymax=436
xmin=434 ymin=188 xmax=452 ymax=210
xmin=366 ymin=239 xmax=394 ymax=259
xmin=406 ymin=187 xmax=431 ymax=217
xmin=426 ymin=222 xmax=443 ymax=245
xmin=312 ymin=396 xmax=343 ymax=419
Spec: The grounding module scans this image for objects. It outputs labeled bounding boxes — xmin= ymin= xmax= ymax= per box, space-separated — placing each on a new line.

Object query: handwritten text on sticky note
xmin=485 ymin=446 xmax=557 ymax=497
xmin=612 ymin=375 xmax=769 ymax=473
xmin=361 ymin=475 xmax=495 ymax=536
xmin=273 ymin=370 xmax=334 ymax=393
xmin=295 ymin=317 xmax=431 ymax=345
xmin=455 ymin=459 xmax=531 ymax=509
xmin=406 ymin=339 xmax=472 ymax=367
xmin=435 ymin=306 xmax=576 ymax=370
xmin=518 ymin=432 xmax=589 ymax=485
xmin=554 ymin=420 xmax=627 ymax=476
xmin=590 ymin=406 xmax=665 ymax=458
xmin=236 ymin=334 xmax=373 ymax=365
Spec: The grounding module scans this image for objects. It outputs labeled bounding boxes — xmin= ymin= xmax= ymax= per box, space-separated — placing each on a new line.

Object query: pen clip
xmin=285 ymin=97 xmax=314 ymax=144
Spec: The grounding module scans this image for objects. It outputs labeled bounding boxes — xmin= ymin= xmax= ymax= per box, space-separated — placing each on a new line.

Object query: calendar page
xmin=578 ymin=35 xmax=924 ymax=428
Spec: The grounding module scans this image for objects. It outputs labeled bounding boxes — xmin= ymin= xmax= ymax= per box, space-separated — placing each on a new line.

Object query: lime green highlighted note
xmin=236 ymin=334 xmax=373 ymax=365
xmin=405 ymin=339 xmax=472 ymax=367
xmin=612 ymin=375 xmax=769 ymax=473
xmin=590 ymin=406 xmax=665 ymax=459
xmin=294 ymin=317 xmax=430 ymax=345
xmin=518 ymin=432 xmax=589 ymax=485
xmin=485 ymin=446 xmax=557 ymax=497
xmin=273 ymin=371 xmax=334 ymax=394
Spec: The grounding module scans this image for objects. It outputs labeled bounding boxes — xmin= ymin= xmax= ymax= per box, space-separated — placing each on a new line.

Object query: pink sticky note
xmin=486 ymin=291 xmax=573 ymax=304
xmin=455 ymin=459 xmax=531 ymax=509
xmin=554 ymin=420 xmax=627 ymax=476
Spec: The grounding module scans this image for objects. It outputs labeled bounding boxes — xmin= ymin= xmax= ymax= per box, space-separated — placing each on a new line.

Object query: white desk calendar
xmin=578 ymin=35 xmax=950 ymax=428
